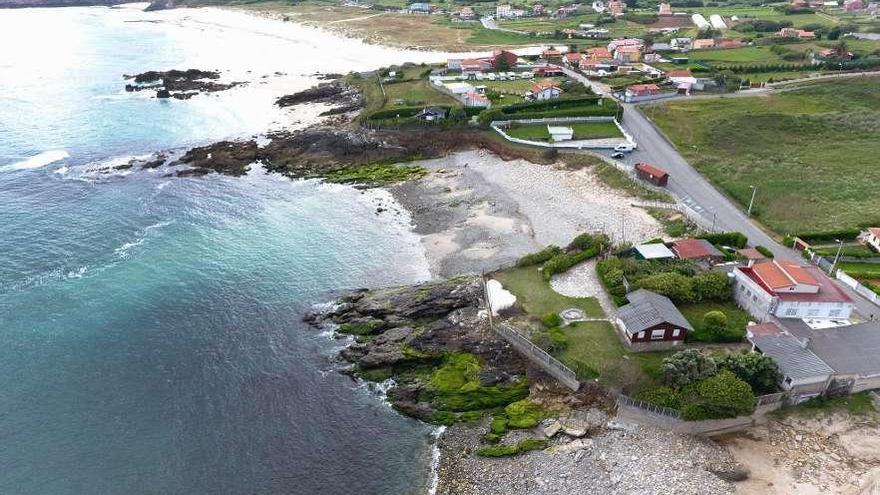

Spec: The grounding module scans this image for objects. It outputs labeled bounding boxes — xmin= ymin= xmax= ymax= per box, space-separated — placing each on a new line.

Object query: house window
xmin=785 ymin=307 xmax=797 ymax=317
xmin=752 ymin=295 xmax=758 ymax=302
xmin=651 ymin=329 xmax=665 ymax=340
xmin=829 ymin=309 xmax=841 ymax=317
xmin=807 ymin=308 xmax=820 ymax=317
xmin=637 ymin=331 xmax=645 ymax=339
xmin=672 ymin=328 xmax=680 ymax=337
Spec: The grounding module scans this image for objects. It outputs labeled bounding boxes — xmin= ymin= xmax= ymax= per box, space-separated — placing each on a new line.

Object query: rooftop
xmin=737 ymin=247 xmax=767 ymax=260
xmin=739 ymin=262 xmax=851 ymax=304
xmin=618 ymin=289 xmax=693 ymax=335
xmin=777 ymin=319 xmax=880 ymax=377
xmin=635 ymin=243 xmax=675 ymax=259
xmin=635 ymin=162 xmax=668 ymax=178
xmin=672 ymin=238 xmax=723 ymax=260
xmin=748 ymin=323 xmax=835 ymax=381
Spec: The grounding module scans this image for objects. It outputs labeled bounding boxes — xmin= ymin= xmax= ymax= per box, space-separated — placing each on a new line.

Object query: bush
xmin=517 ymin=245 xmax=563 ymax=267
xmin=566 ymin=232 xmax=608 ymax=252
xmin=664 ymin=349 xmax=717 ymax=387
xmin=548 ymin=326 xmax=569 ymax=351
xmin=698 ymin=232 xmax=748 ymax=249
xmin=680 ymin=370 xmax=756 ymax=421
xmin=636 ymin=272 xmax=696 ymax=304
xmin=597 ymin=256 xmax=627 ymax=301
xmin=637 ymin=386 xmax=682 ymax=409
xmin=692 ymin=271 xmax=731 ymax=302
xmin=755 ymin=245 xmax=774 ymax=259
xmin=702 ymin=310 xmax=728 ymax=338
xmin=716 ymin=352 xmax=781 ymax=395
xmin=542 ymin=311 xmax=563 ymax=328
xmin=542 ymin=245 xmax=602 ymax=280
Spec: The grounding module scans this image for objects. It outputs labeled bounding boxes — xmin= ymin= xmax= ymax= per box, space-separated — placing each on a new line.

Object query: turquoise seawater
xmin=0 ymin=6 xmax=435 ymax=494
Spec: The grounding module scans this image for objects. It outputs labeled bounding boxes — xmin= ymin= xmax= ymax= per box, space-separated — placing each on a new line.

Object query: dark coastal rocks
xmin=309 ymin=277 xmax=529 ymax=421
xmin=275 ymin=81 xmax=363 ymax=116
xmin=123 ymin=69 xmax=242 ymax=99
xmin=174 ymin=140 xmax=259 ymax=177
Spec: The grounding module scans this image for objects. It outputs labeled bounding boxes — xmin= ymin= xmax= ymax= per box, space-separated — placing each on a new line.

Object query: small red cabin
xmin=635 ymin=162 xmax=669 ymax=187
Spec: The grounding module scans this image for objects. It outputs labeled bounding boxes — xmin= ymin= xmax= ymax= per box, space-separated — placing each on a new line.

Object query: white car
xmin=614 ymin=143 xmax=636 ymax=152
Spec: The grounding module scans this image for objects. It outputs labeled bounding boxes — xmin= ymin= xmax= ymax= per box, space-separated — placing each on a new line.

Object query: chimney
xmin=800 ymin=336 xmax=811 ymax=349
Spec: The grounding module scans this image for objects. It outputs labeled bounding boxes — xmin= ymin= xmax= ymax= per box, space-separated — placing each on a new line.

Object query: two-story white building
xmin=732 ymin=259 xmax=853 ymax=321
xmin=860 ymin=227 xmax=880 ymax=252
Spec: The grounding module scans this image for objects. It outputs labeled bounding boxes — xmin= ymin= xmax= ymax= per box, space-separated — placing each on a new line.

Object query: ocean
xmin=0 ymin=5 xmax=443 ymax=494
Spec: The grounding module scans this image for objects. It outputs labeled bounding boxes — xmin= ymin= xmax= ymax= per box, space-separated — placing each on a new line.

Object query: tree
xmin=663 ymin=349 xmax=717 ymax=387
xmin=680 ymin=370 xmax=756 ymax=420
xmin=542 ymin=311 xmax=563 ymax=328
xmin=716 ymin=352 xmax=782 ymax=394
xmin=702 ymin=310 xmax=728 ymax=338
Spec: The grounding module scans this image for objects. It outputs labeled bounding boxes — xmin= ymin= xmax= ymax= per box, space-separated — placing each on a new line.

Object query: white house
xmin=860 ymin=227 xmax=880 ymax=252
xmin=547 ymin=125 xmax=573 ymax=142
xmin=733 ymin=259 xmax=854 ymax=321
xmin=496 ymin=3 xmax=513 ymax=17
xmin=528 ymin=79 xmax=563 ymax=100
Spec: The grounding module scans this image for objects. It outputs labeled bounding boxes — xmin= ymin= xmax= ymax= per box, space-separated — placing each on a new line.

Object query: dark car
xmin=611 ymin=152 xmax=625 ymax=159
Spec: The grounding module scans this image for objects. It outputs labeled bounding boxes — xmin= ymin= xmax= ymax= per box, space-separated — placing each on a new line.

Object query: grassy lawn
xmin=383 ymin=78 xmax=459 ymax=108
xmin=650 ymin=76 xmax=880 ymax=235
xmin=689 ymin=46 xmax=788 ymax=65
xmin=505 ymin=121 xmax=622 ymax=142
xmin=555 ymin=321 xmax=670 ymax=391
xmin=774 ymin=391 xmax=876 ymax=418
xmin=646 ymin=207 xmax=699 ymax=238
xmin=493 ymin=266 xmax=604 ymax=318
xmin=678 ymin=301 xmax=753 ymax=343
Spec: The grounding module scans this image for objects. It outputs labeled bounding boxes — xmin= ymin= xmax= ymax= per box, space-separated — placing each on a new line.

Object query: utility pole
xmin=831 ymin=238 xmax=844 ymax=275
xmin=747 ymin=185 xmax=757 ymax=216
xmin=711 ymin=209 xmax=717 ymax=232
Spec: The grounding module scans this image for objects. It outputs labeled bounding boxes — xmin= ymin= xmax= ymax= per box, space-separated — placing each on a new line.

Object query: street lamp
xmin=831 ymin=238 xmax=844 ymax=275
xmin=747 ymin=185 xmax=757 ymax=217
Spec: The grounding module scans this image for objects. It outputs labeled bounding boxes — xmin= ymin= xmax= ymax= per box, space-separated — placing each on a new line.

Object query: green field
xmin=689 ymin=46 xmax=789 ymax=64
xmin=492 ymin=266 xmax=604 ymax=318
xmin=650 ymin=76 xmax=880 ymax=235
xmin=505 ymin=121 xmax=623 ymax=141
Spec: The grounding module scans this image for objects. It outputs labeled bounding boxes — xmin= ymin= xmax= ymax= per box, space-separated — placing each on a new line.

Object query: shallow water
xmin=0 ymin=6 xmax=439 ymax=494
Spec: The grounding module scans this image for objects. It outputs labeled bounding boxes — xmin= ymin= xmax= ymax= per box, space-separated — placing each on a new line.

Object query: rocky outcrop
xmin=124 ymin=69 xmax=242 ymax=99
xmin=275 ymin=81 xmax=363 ymax=116
xmin=308 ymin=277 xmax=529 ymax=421
xmin=173 ymin=140 xmax=259 ymax=177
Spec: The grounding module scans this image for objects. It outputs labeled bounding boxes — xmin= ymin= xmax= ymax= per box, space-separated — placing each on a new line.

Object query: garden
xmin=504 ymin=120 xmax=623 ymax=142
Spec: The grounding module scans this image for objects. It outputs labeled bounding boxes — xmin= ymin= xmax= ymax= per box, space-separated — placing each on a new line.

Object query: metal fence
xmin=494 ymin=323 xmax=581 ymax=391
xmin=630 ymin=200 xmax=719 ymax=233
xmin=617 ymin=394 xmax=682 ymax=419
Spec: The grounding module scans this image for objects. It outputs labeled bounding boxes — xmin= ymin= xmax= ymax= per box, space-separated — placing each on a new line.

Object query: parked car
xmin=614 ymin=143 xmax=636 ymax=152
xmin=610 ymin=151 xmax=625 ymax=159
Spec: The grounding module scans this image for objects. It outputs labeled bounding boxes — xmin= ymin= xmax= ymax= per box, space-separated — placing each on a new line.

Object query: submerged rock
xmin=124 ymin=68 xmax=241 ymax=99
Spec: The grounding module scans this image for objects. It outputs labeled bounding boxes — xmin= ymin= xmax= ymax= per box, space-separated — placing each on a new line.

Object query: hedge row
xmin=793 ymin=228 xmax=863 ymax=244
xmin=697 ymin=231 xmax=748 ymax=249
xmin=500 ymin=96 xmax=603 ymax=114
xmin=542 ymin=245 xmax=602 ymax=280
xmin=490 ymin=106 xmax=619 ymax=121
xmin=516 ymin=245 xmax=563 ymax=267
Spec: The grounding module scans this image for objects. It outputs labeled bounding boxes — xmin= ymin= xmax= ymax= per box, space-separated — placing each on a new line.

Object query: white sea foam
xmin=54 ymin=165 xmax=69 ymax=176
xmin=428 ymin=426 xmax=447 ymax=495
xmin=0 ymin=150 xmax=69 ymax=172
xmin=114 ymin=220 xmax=173 ymax=258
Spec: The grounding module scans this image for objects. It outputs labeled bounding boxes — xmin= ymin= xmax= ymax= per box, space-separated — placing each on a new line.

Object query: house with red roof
xmin=733 ymin=259 xmax=854 ymax=321
xmin=671 ymin=238 xmax=724 ymax=263
xmin=542 ymin=48 xmax=563 ymax=60
xmin=532 ymin=65 xmax=563 ymax=77
xmin=614 ymin=45 xmax=641 ymax=63
xmin=563 ymin=52 xmax=585 ymax=67
xmin=692 ymin=38 xmax=715 ymax=50
xmin=527 ymin=79 xmax=563 ymax=100
xmin=777 ymin=27 xmax=816 ymax=39
xmin=625 ymin=83 xmax=661 ymax=101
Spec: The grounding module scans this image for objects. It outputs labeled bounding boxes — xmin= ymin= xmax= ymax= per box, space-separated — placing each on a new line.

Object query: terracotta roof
xmin=531 ymin=79 xmax=561 ymax=92
xmin=748 ymin=322 xmax=785 ymax=336
xmin=635 ymin=162 xmax=668 ymax=179
xmin=739 ymin=263 xmax=852 ymax=304
xmin=587 ymin=47 xmax=613 ymax=59
xmin=777 ymin=259 xmax=818 ymax=286
xmin=868 ymin=227 xmax=880 ymax=237
xmin=672 ymin=238 xmax=723 ymax=260
xmin=752 ymin=260 xmax=799 ymax=290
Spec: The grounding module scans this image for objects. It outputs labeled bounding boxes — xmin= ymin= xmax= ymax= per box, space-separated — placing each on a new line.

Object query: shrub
xmin=664 ymin=349 xmax=717 ymax=387
xmin=517 ymin=245 xmax=563 ymax=267
xmin=698 ymin=232 xmax=748 ymax=249
xmin=680 ymin=370 xmax=756 ymax=421
xmin=637 ymin=386 xmax=682 ymax=409
xmin=716 ymin=352 xmax=781 ymax=395
xmin=542 ymin=311 xmax=563 ymax=328
xmin=692 ymin=271 xmax=731 ymax=302
xmin=755 ymin=245 xmax=774 ymax=259
xmin=548 ymin=326 xmax=569 ymax=351
xmin=636 ymin=272 xmax=696 ymax=304
xmin=566 ymin=232 xmax=608 ymax=252
xmin=702 ymin=310 xmax=729 ymax=338
xmin=541 ymin=245 xmax=602 ymax=280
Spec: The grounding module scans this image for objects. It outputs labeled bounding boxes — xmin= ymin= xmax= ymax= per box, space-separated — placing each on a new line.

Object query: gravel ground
xmin=391 ymin=150 xmax=663 ymax=278
xmin=550 ymin=259 xmax=619 ymax=317
xmin=436 ymin=412 xmax=737 ymax=495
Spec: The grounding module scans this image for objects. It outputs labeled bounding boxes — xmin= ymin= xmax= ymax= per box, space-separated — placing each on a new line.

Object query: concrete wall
xmin=775 ymin=299 xmax=852 ymax=320
xmin=616 ymin=399 xmax=784 ymax=436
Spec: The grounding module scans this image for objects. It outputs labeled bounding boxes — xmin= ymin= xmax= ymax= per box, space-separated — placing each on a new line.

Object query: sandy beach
xmin=391 ymin=149 xmax=663 ymax=278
